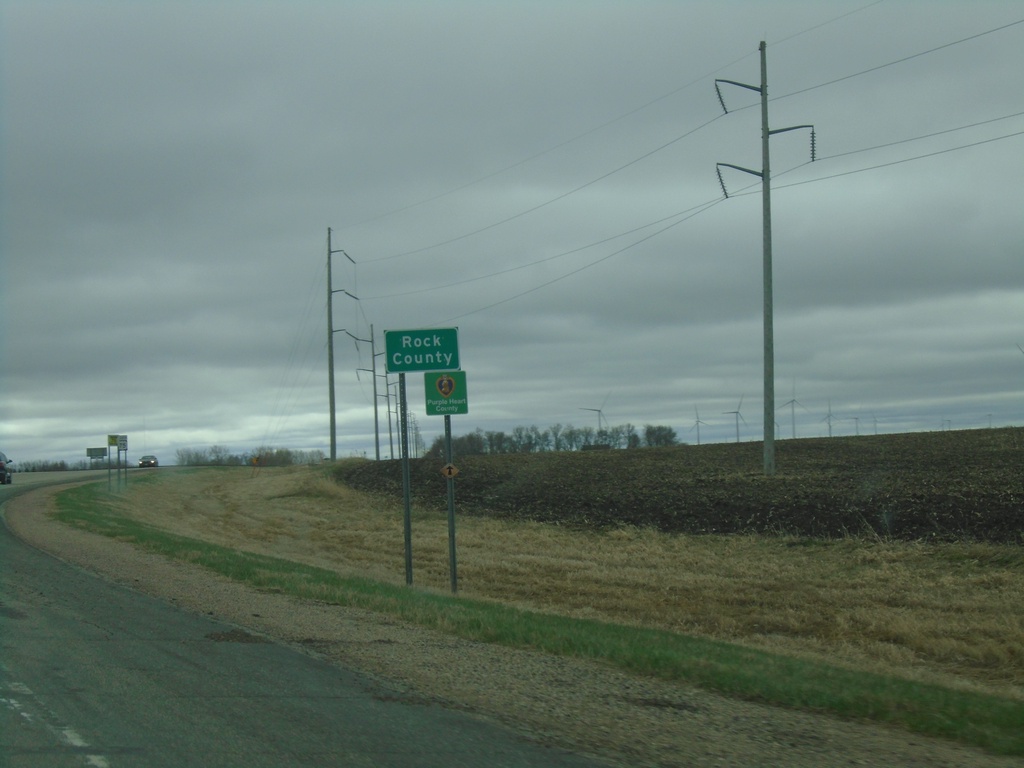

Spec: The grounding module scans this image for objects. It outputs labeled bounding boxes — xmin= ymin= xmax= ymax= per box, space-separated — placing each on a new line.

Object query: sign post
xmin=108 ymin=434 xmax=128 ymax=489
xmin=424 ymin=370 xmax=468 ymax=593
xmin=118 ymin=434 xmax=128 ymax=488
xmin=443 ymin=413 xmax=457 ymax=593
xmin=398 ymin=374 xmax=413 ymax=585
xmin=107 ymin=434 xmax=118 ymax=491
xmin=384 ymin=328 xmax=460 ymax=587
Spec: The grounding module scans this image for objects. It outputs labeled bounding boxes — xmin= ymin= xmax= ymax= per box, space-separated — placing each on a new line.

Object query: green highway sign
xmin=425 ymin=370 xmax=468 ymax=415
xmin=385 ymin=328 xmax=459 ymax=373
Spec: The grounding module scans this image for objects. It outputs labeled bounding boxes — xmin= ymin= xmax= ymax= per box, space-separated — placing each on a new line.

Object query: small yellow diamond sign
xmin=441 ymin=463 xmax=459 ymax=478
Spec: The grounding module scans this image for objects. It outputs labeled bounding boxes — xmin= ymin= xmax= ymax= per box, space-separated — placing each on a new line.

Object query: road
xmin=0 ymin=479 xmax=610 ymax=767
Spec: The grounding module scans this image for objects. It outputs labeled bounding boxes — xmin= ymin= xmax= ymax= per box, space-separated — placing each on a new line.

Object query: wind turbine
xmin=690 ymin=407 xmax=708 ymax=446
xmin=822 ymin=400 xmax=836 ymax=438
xmin=580 ymin=408 xmax=607 ymax=434
xmin=779 ymin=382 xmax=807 ymax=439
xmin=723 ymin=396 xmax=745 ymax=443
xmin=580 ymin=393 xmax=610 ymax=435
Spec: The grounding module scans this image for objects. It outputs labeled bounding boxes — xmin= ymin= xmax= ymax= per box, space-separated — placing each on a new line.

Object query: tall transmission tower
xmin=326 ymin=227 xmax=355 ymax=461
xmin=715 ymin=41 xmax=815 ymax=477
xmin=351 ymin=324 xmax=384 ymax=461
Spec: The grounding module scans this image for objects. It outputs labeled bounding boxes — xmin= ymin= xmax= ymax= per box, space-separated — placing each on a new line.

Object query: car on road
xmin=138 ymin=455 xmax=159 ymax=468
xmin=0 ymin=452 xmax=13 ymax=484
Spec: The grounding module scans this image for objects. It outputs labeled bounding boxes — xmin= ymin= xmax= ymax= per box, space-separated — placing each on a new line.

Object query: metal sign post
xmin=118 ymin=434 xmax=128 ymax=488
xmin=444 ymin=414 xmax=457 ymax=593
xmin=398 ymin=373 xmax=413 ymax=586
xmin=385 ymin=328 xmax=460 ymax=588
xmin=425 ymin=370 xmax=468 ymax=593
xmin=107 ymin=434 xmax=128 ymax=489
xmin=107 ymin=434 xmax=117 ymax=491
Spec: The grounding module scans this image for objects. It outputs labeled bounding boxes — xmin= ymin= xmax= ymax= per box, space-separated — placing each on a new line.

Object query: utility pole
xmin=326 ymin=228 xmax=354 ymax=461
xmin=350 ymin=324 xmax=383 ymax=460
xmin=387 ymin=380 xmax=398 ymax=459
xmin=715 ymin=41 xmax=815 ymax=477
xmin=327 ymin=229 xmax=336 ymax=461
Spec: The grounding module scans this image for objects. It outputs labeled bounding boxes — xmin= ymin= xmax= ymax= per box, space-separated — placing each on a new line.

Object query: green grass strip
xmin=55 ymin=482 xmax=1024 ymax=756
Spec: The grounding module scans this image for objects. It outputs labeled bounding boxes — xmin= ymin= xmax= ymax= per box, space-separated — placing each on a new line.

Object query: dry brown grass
xmin=121 ymin=466 xmax=1024 ymax=700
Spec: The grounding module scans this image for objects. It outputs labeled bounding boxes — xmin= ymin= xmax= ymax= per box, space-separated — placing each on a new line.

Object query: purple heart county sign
xmin=424 ymin=370 xmax=468 ymax=415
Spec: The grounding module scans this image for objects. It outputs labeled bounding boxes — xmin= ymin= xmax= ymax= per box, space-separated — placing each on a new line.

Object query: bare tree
xmin=644 ymin=424 xmax=678 ymax=447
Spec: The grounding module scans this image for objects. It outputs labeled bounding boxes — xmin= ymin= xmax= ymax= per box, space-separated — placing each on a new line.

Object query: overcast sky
xmin=2 ymin=1 xmax=1023 ymax=466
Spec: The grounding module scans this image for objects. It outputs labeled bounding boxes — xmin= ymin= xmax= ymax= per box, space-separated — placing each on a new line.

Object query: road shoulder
xmin=3 ymin=487 xmax=1017 ymax=768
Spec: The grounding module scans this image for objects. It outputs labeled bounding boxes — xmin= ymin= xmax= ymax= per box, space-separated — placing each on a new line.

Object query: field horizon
xmin=335 ymin=425 xmax=1024 ymax=542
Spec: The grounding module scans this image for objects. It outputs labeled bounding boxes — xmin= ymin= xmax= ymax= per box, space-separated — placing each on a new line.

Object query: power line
xmin=775 ymin=16 xmax=1024 ymax=103
xmin=362 ymin=16 xmax=1023 ymax=269
xmin=363 ymin=112 xmax=728 ymax=264
xmin=357 ymin=17 xmax=1024 ymax=327
xmin=371 ymin=108 xmax=1024 ymax=304
xmin=433 ymin=197 xmax=726 ymax=324
xmin=334 ymin=78 xmax=717 ymax=235
xmin=428 ymin=120 xmax=1022 ymax=324
xmin=335 ymin=4 xmax=882 ymax=237
xmin=773 ymin=129 xmax=1024 ymax=192
xmin=816 ymin=110 xmax=1024 ymax=161
xmin=361 ymin=198 xmax=720 ymax=301
xmin=771 ymin=0 xmax=885 ymax=46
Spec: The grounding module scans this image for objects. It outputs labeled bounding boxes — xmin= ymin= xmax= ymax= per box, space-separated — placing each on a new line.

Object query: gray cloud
xmin=3 ymin=1 xmax=1023 ymax=464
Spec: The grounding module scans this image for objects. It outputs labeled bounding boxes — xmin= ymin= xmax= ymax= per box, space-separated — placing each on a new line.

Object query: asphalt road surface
xmin=0 ymin=480 xmax=610 ymax=767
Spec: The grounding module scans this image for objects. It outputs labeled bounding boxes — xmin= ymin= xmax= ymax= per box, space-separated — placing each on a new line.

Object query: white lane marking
xmin=60 ymin=726 xmax=111 ymax=768
xmin=1 ymin=694 xmax=36 ymax=723
xmin=2 ymin=678 xmax=111 ymax=767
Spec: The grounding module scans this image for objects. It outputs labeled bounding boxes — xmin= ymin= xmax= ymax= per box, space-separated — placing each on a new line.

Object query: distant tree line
xmin=16 ymin=447 xmax=327 ymax=472
xmin=18 ymin=458 xmax=165 ymax=472
xmin=425 ymin=423 xmax=678 ymax=458
xmin=17 ymin=459 xmax=93 ymax=472
xmin=175 ymin=445 xmax=324 ymax=467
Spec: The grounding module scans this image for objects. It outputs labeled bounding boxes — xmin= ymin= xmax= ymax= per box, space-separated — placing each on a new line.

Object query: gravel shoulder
xmin=3 ymin=486 xmax=1019 ymax=768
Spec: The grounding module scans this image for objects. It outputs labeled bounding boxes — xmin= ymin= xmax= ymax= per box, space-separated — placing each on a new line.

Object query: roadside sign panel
xmin=385 ymin=328 xmax=459 ymax=373
xmin=424 ymin=370 xmax=468 ymax=415
xmin=388 ymin=327 xmax=463 ymax=591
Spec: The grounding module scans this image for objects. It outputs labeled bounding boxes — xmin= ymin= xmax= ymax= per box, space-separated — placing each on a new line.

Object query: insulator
xmin=716 ymin=167 xmax=729 ymax=198
xmin=810 ymin=128 xmax=817 ymax=162
xmin=715 ymin=83 xmax=729 ymax=115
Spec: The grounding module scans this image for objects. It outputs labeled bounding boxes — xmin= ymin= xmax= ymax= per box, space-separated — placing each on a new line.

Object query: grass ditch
xmin=54 ymin=479 xmax=1024 ymax=756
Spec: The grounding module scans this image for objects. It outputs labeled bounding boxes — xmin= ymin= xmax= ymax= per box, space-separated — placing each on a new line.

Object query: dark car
xmin=0 ymin=452 xmax=13 ymax=484
xmin=138 ymin=455 xmax=158 ymax=468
